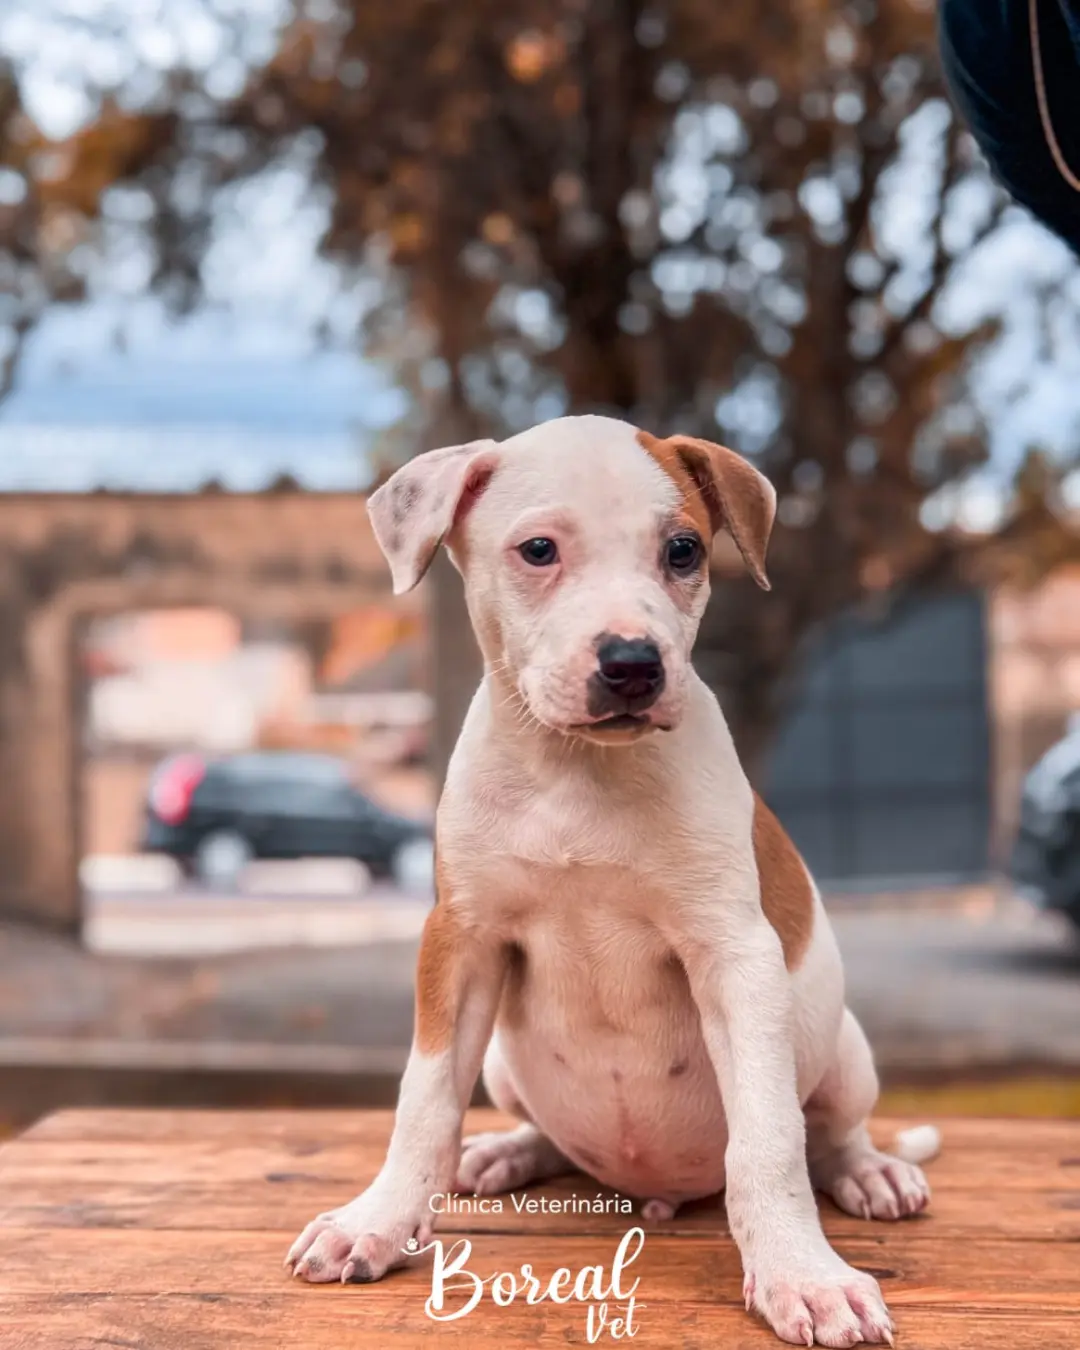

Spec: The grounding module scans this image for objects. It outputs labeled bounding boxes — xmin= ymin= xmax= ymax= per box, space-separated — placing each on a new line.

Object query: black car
xmin=1011 ymin=719 xmax=1080 ymax=927
xmin=141 ymin=750 xmax=433 ymax=889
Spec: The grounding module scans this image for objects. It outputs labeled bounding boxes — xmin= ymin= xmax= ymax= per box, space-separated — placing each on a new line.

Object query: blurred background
xmin=0 ymin=0 xmax=1078 ymax=1132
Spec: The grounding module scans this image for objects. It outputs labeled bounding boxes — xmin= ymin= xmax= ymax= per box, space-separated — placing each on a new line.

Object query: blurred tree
xmin=0 ymin=62 xmax=172 ymax=398
xmin=0 ymin=61 xmax=51 ymax=401
xmin=2 ymin=0 xmax=1077 ymax=774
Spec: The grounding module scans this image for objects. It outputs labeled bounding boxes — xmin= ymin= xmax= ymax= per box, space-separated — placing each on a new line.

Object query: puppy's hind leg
xmin=457 ymin=1034 xmax=572 ymax=1195
xmin=805 ymin=1008 xmax=935 ymax=1221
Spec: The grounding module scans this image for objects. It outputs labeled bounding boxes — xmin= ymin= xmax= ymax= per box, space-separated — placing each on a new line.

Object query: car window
xmin=219 ymin=753 xmax=349 ymax=787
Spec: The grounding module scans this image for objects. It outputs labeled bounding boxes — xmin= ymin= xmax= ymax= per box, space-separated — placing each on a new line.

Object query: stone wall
xmin=0 ymin=492 xmax=388 ymax=931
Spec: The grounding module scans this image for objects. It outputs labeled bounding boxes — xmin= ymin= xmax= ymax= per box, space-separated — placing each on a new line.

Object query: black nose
xmin=593 ymin=636 xmax=665 ymax=707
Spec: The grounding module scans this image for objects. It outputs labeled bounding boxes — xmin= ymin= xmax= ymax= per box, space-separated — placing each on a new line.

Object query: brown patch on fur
xmin=637 ymin=429 xmax=713 ymax=538
xmin=637 ymin=430 xmax=774 ymax=589
xmin=752 ymin=793 xmax=815 ymax=970
xmin=414 ymin=859 xmax=463 ymax=1054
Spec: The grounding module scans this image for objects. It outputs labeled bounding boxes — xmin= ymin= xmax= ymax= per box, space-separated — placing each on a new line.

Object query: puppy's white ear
xmin=367 ymin=439 xmax=499 ymax=594
xmin=668 ymin=435 xmax=777 ymax=590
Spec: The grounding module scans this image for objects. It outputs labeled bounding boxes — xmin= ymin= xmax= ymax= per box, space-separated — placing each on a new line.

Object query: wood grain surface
xmin=1 ymin=1110 xmax=1079 ymax=1349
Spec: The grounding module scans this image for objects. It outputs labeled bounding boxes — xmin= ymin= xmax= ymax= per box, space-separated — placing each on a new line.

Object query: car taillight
xmin=149 ymin=755 xmax=206 ymax=826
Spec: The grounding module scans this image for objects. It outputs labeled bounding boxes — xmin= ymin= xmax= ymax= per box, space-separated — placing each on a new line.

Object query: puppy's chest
xmin=443 ymin=762 xmax=720 ymax=922
xmin=478 ymin=776 xmax=665 ymax=872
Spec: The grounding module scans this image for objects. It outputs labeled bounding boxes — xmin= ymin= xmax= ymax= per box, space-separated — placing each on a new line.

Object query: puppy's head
xmin=368 ymin=415 xmax=775 ymax=745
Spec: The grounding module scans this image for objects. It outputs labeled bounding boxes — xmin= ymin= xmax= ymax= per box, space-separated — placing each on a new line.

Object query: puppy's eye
xmin=519 ymin=537 xmax=559 ymax=567
xmin=666 ymin=535 xmax=702 ymax=573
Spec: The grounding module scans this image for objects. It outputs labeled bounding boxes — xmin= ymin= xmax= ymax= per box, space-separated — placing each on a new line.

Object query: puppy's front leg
xmin=672 ymin=904 xmax=893 ymax=1347
xmin=287 ymin=900 xmax=505 ymax=1284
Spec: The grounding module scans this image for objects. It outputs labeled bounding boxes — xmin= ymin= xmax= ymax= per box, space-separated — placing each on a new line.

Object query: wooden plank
xmin=17 ymin=1108 xmax=1080 ymax=1154
xmin=4 ymin=1111 xmax=1080 ymax=1348
xmin=5 ymin=1133 xmax=1076 ymax=1193
xmin=0 ymin=1230 xmax=1079 ymax=1308
xmin=1 ymin=1166 xmax=1076 ymax=1241
xmin=16 ymin=1108 xmax=391 ymax=1146
xmin=3 ymin=1296 xmax=1079 ymax=1350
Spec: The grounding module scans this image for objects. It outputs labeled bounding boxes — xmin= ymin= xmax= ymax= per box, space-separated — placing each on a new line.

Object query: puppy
xmin=287 ymin=415 xmax=938 ymax=1346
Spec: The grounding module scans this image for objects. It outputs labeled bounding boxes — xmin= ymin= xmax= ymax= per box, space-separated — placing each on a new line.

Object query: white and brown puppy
xmin=286 ymin=415 xmax=938 ymax=1347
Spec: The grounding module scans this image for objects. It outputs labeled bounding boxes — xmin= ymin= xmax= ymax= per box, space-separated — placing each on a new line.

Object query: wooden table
xmin=2 ymin=1110 xmax=1079 ymax=1349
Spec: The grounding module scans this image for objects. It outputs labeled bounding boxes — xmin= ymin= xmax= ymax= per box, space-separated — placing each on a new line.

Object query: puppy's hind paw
xmin=456 ymin=1124 xmax=570 ymax=1196
xmin=811 ymin=1140 xmax=930 ymax=1222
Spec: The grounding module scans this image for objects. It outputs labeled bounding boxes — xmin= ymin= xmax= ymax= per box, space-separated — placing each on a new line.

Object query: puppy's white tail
xmin=892 ymin=1124 xmax=941 ymax=1165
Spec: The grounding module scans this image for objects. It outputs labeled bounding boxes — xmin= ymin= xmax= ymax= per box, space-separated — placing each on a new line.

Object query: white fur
xmin=287 ymin=416 xmax=936 ymax=1346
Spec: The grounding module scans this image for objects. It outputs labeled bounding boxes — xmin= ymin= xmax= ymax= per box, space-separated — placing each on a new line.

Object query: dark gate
xmin=762 ymin=590 xmax=992 ymax=887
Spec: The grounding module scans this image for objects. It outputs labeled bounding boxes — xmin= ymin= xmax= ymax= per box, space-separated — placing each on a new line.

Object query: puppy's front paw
xmin=744 ymin=1261 xmax=893 ymax=1347
xmin=285 ymin=1187 xmax=431 ymax=1284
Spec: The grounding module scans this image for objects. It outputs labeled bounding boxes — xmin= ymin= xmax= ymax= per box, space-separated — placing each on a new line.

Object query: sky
xmin=0 ymin=0 xmax=290 ymax=143
xmin=0 ymin=301 xmax=404 ymax=489
xmin=0 ymin=285 xmax=407 ymax=489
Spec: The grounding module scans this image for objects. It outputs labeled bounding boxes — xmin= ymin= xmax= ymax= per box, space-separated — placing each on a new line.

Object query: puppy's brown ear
xmin=667 ymin=435 xmax=777 ymax=590
xmin=367 ymin=439 xmax=499 ymax=594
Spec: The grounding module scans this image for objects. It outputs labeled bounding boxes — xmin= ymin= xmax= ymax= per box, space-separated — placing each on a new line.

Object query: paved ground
xmin=84 ymin=887 xmax=431 ymax=956
xmin=838 ymin=893 xmax=1080 ymax=1075
xmin=2 ymin=884 xmax=1080 ymax=1126
xmin=81 ymin=857 xmax=431 ymax=956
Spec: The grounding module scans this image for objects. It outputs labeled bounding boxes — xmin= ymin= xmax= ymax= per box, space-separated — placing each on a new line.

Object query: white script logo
xmin=404 ymin=1226 xmax=647 ymax=1342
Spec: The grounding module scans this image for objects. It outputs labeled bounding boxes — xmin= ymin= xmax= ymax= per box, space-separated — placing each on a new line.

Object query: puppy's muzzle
xmin=587 ymin=634 xmax=666 ymax=717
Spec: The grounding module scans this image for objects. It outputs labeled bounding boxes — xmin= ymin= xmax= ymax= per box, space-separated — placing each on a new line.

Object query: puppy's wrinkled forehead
xmin=478 ymin=415 xmax=690 ymax=527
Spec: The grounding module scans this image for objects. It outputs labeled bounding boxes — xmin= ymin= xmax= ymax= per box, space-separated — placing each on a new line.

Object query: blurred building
xmin=86 ymin=609 xmax=310 ymax=754
xmin=763 ymin=590 xmax=993 ymax=888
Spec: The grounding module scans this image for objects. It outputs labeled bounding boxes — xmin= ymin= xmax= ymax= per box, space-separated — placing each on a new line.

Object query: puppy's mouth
xmin=568 ymin=713 xmax=670 ymax=742
xmin=576 ymin=713 xmax=649 ymax=732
